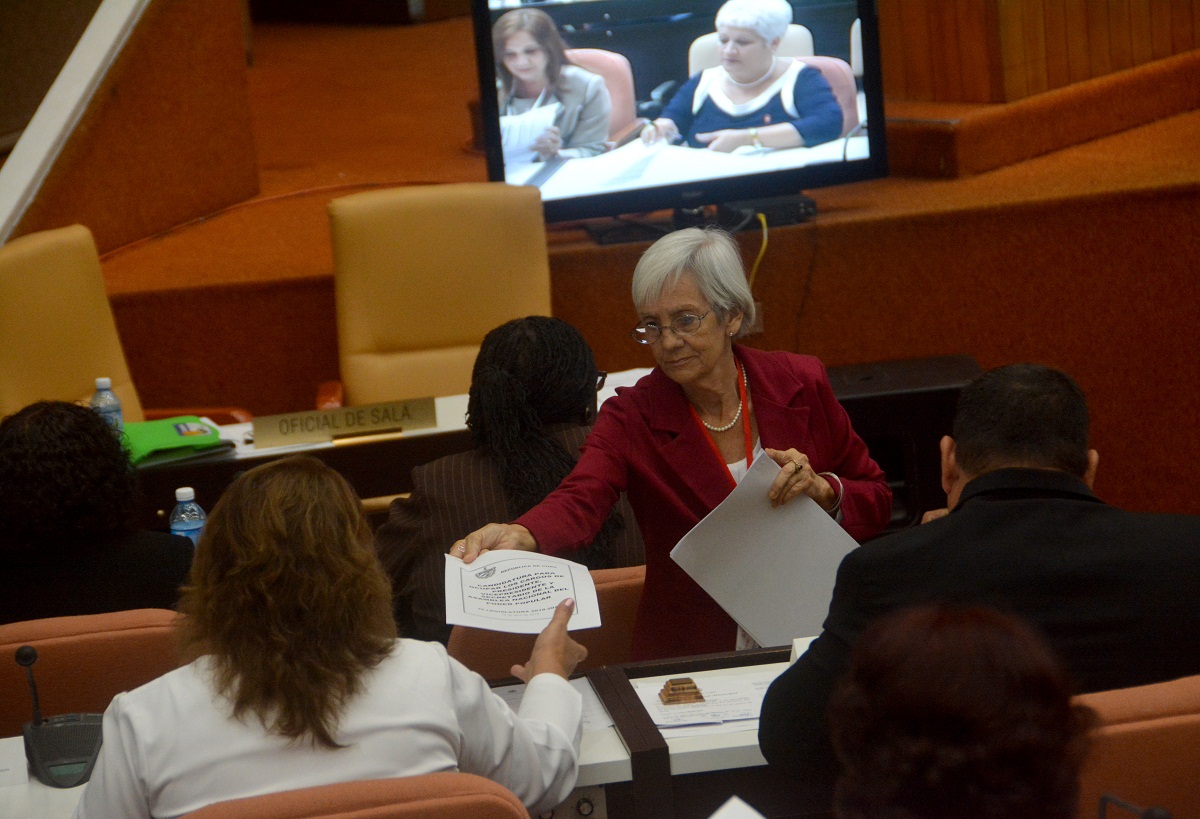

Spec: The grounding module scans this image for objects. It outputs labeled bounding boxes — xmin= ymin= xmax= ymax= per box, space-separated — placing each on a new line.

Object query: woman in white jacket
xmin=73 ymin=455 xmax=586 ymax=819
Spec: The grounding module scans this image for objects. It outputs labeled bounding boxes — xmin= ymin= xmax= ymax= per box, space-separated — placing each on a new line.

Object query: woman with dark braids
xmin=374 ymin=316 xmax=643 ymax=643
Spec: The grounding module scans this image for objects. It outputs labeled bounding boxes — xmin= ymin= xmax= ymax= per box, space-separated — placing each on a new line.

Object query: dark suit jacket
xmin=0 ymin=530 xmax=193 ymax=625
xmin=519 ymin=347 xmax=892 ymax=660
xmin=373 ymin=424 xmax=645 ymax=643
xmin=758 ymin=467 xmax=1200 ymax=809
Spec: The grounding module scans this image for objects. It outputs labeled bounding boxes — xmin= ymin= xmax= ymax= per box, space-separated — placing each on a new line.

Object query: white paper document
xmin=500 ymin=102 xmax=561 ymax=164
xmin=493 ymin=677 xmax=615 ymax=733
xmin=444 ymin=550 xmax=600 ymax=634
xmin=708 ymin=796 xmax=768 ymax=819
xmin=631 ymin=667 xmax=780 ymax=730
xmin=670 ymin=454 xmax=860 ymax=647
xmin=0 ymin=737 xmax=27 ymax=787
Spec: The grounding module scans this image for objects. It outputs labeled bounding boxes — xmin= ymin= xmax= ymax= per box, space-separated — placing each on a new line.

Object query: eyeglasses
xmin=596 ymin=371 xmax=607 ymax=391
xmin=630 ymin=309 xmax=712 ymax=345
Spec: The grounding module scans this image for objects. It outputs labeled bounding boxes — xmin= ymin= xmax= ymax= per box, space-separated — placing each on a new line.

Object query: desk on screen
xmin=508 ymin=139 xmax=870 ymax=200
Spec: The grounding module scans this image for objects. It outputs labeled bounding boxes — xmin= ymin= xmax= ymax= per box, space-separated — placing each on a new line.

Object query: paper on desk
xmin=708 ymin=796 xmax=768 ymax=819
xmin=500 ymin=102 xmax=561 ymax=164
xmin=445 ymin=550 xmax=600 ymax=634
xmin=670 ymin=454 xmax=859 ymax=647
xmin=493 ymin=677 xmax=615 ymax=733
xmin=0 ymin=737 xmax=26 ymax=786
xmin=631 ymin=667 xmax=780 ymax=729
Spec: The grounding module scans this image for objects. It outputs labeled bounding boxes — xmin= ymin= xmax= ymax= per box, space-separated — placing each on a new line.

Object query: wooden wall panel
xmin=878 ymin=0 xmax=1200 ymax=103
xmin=1108 ymin=0 xmax=1135 ymax=72
xmin=1129 ymin=0 xmax=1156 ymax=64
xmin=1043 ymin=0 xmax=1072 ymax=87
xmin=1149 ymin=0 xmax=1174 ymax=58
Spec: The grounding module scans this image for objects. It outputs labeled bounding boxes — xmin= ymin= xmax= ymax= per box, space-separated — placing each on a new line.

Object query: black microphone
xmin=14 ymin=645 xmax=103 ymax=789
xmin=15 ymin=646 xmax=43 ymax=726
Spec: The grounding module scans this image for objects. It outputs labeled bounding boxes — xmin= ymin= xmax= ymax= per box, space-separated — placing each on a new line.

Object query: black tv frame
xmin=470 ymin=0 xmax=888 ymax=225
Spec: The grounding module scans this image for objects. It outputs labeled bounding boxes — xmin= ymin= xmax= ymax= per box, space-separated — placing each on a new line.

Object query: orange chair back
xmin=565 ymin=49 xmax=637 ymax=138
xmin=0 ymin=608 xmax=181 ymax=737
xmin=182 ymin=772 xmax=528 ymax=818
xmin=448 ymin=565 xmax=645 ymax=681
xmin=1073 ymin=673 xmax=1200 ymax=819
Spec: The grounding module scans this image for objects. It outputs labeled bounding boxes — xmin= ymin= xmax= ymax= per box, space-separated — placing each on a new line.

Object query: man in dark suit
xmin=758 ymin=363 xmax=1200 ymax=807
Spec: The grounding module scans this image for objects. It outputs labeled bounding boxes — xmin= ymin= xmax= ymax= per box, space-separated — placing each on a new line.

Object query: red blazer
xmin=518 ymin=347 xmax=892 ymax=660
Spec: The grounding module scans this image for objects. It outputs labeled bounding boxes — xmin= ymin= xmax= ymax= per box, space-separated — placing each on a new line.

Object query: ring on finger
xmin=791 ymin=460 xmax=804 ymax=474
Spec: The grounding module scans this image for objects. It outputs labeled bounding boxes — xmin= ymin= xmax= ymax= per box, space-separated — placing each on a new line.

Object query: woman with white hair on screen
xmin=641 ymin=0 xmax=842 ymax=151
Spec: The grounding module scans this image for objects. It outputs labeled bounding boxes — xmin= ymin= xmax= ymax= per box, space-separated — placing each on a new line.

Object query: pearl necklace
xmin=699 ymin=364 xmax=748 ymax=433
xmin=701 ymin=399 xmax=743 ymax=432
xmin=726 ymin=57 xmax=776 ymax=88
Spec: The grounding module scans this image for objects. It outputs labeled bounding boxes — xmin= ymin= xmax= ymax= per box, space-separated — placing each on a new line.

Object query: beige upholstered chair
xmin=0 ymin=224 xmax=251 ymax=423
xmin=0 ymin=225 xmax=146 ymax=421
xmin=1072 ymin=673 xmax=1200 ymax=819
xmin=182 ymin=773 xmax=529 ymax=819
xmin=0 ymin=608 xmax=181 ymax=737
xmin=688 ymin=24 xmax=814 ymax=76
xmin=323 ymin=183 xmax=551 ymax=408
xmin=448 ymin=565 xmax=645 ymax=681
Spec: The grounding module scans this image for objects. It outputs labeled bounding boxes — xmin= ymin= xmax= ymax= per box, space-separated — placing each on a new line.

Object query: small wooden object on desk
xmin=658 ymin=677 xmax=705 ymax=705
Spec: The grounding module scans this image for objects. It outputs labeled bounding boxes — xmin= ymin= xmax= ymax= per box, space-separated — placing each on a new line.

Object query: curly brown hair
xmin=0 ymin=401 xmax=138 ymax=551
xmin=830 ymin=605 xmax=1095 ymax=819
xmin=177 ymin=456 xmax=397 ymax=749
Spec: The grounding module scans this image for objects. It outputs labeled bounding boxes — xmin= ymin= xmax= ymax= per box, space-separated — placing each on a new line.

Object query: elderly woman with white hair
xmin=458 ymin=228 xmax=890 ymax=662
xmin=642 ymin=0 xmax=843 ymax=151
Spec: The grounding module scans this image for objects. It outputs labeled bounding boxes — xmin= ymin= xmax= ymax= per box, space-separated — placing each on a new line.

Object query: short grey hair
xmin=714 ymin=0 xmax=792 ymax=43
xmin=631 ymin=227 xmax=757 ymax=338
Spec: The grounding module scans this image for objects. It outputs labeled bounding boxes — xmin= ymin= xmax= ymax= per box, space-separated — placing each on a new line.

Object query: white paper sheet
xmin=0 ymin=737 xmax=27 ymax=787
xmin=631 ymin=667 xmax=780 ymax=729
xmin=500 ymin=102 xmax=561 ymax=164
xmin=493 ymin=677 xmax=615 ymax=732
xmin=670 ymin=454 xmax=859 ymax=647
xmin=444 ymin=550 xmax=600 ymax=634
xmin=708 ymin=795 xmax=768 ymax=819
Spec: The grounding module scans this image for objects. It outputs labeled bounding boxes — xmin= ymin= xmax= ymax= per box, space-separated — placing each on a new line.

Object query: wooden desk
xmin=0 ymin=648 xmax=813 ymax=819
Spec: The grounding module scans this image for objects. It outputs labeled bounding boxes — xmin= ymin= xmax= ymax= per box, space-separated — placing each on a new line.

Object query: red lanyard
xmin=689 ymin=360 xmax=754 ymax=488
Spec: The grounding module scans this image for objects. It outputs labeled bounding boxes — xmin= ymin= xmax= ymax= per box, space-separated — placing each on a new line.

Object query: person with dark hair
xmin=74 ymin=456 xmax=587 ymax=818
xmin=0 ymin=401 xmax=193 ymax=625
xmin=759 ymin=363 xmax=1200 ymax=812
xmin=494 ymin=8 xmax=611 ymax=160
xmin=830 ymin=604 xmax=1094 ymax=819
xmin=458 ymin=229 xmax=891 ymax=661
xmin=374 ymin=316 xmax=643 ymax=643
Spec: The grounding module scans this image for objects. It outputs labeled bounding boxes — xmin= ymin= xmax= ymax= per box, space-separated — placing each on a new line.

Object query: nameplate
xmin=253 ymin=399 xmax=437 ymax=448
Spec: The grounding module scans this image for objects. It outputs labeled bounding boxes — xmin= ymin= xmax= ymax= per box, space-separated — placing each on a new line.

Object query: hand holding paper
xmin=445 ymin=550 xmax=601 ymax=634
xmin=510 ymin=598 xmax=588 ymax=682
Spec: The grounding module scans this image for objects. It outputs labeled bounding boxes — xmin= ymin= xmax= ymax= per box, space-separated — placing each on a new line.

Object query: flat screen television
xmin=471 ymin=0 xmax=887 ymax=227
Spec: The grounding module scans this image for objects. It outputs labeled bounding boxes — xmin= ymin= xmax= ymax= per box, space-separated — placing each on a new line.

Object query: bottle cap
xmin=95 ymin=377 xmax=112 ymax=389
xmin=175 ymin=487 xmax=196 ymax=502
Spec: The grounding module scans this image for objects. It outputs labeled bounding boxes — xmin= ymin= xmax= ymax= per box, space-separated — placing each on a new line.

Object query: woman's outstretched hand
xmin=511 ymin=598 xmax=588 ymax=682
xmin=451 ymin=523 xmax=537 ymax=564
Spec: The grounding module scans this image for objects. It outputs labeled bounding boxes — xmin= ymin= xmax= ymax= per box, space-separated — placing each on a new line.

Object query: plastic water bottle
xmin=90 ymin=377 xmax=123 ymax=432
xmin=169 ymin=487 xmax=206 ymax=546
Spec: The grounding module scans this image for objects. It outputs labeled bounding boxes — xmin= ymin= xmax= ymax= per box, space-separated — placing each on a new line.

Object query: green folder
xmin=123 ymin=416 xmax=234 ymax=467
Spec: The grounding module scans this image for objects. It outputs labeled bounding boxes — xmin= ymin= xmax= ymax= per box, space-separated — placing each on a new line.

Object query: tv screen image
xmin=472 ymin=0 xmax=887 ymax=225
